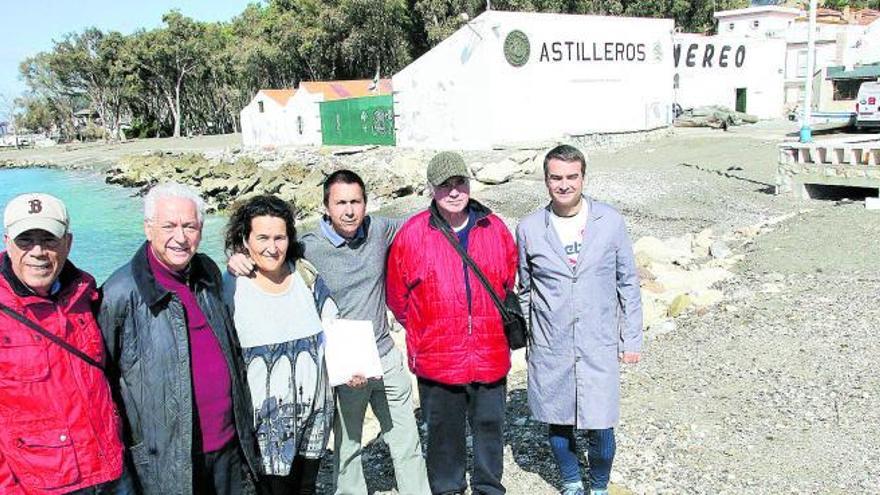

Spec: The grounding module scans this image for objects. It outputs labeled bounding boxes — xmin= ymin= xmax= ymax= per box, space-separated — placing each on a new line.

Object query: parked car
xmin=855 ymin=81 xmax=880 ymax=130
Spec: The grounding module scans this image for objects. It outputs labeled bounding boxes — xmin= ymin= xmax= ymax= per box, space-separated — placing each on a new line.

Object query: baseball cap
xmin=426 ymin=151 xmax=469 ymax=187
xmin=3 ymin=193 xmax=70 ymax=240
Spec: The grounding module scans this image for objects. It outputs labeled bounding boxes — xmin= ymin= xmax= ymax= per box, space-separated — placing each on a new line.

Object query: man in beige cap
xmin=0 ymin=193 xmax=128 ymax=494
xmin=386 ymin=152 xmax=517 ymax=495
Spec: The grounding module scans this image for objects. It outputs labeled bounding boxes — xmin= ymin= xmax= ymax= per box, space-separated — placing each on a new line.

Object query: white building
xmin=714 ymin=5 xmax=800 ymax=39
xmin=393 ymin=10 xmax=674 ymax=150
xmin=854 ymin=17 xmax=880 ymax=65
xmin=673 ymin=34 xmax=786 ymax=118
xmin=714 ymin=5 xmax=879 ymax=111
xmin=241 ymin=80 xmax=392 ymax=147
xmin=240 ymin=89 xmax=297 ymax=148
xmin=286 ymin=79 xmax=392 ymax=146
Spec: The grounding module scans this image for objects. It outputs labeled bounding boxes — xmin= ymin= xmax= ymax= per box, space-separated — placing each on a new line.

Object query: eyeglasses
xmin=13 ymin=233 xmax=65 ymax=250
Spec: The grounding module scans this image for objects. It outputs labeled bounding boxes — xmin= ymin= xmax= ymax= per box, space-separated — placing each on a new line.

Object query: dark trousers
xmin=418 ymin=377 xmax=506 ymax=495
xmin=68 ymin=466 xmax=136 ymax=495
xmin=260 ymin=456 xmax=321 ymax=495
xmin=193 ymin=441 xmax=245 ymax=495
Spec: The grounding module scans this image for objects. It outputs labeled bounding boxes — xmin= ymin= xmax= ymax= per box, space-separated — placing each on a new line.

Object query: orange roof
xmin=852 ymin=8 xmax=880 ymax=25
xmin=259 ymin=89 xmax=296 ymax=106
xmin=298 ymin=79 xmax=392 ymax=101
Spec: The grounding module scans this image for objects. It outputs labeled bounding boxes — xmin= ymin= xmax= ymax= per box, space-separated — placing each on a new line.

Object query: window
xmin=752 ymin=20 xmax=760 ymax=29
xmin=258 ymin=101 xmax=264 ymax=113
xmin=796 ymin=50 xmax=808 ymax=78
xmin=728 ymin=23 xmax=735 ymax=31
xmin=833 ymin=80 xmax=862 ymax=101
xmin=297 ymin=115 xmax=304 ymax=135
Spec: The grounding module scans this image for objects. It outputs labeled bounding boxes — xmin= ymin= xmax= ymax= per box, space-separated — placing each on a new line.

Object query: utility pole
xmin=800 ymin=0 xmax=817 ymax=143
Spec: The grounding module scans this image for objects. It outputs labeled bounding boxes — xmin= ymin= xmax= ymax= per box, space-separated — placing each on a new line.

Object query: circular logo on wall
xmin=504 ymin=30 xmax=530 ymax=67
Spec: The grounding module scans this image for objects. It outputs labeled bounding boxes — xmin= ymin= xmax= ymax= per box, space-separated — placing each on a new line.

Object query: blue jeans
xmin=548 ymin=425 xmax=615 ymax=490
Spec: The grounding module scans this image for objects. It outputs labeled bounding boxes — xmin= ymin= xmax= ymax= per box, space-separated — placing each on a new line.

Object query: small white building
xmin=714 ymin=5 xmax=879 ymax=110
xmin=393 ymin=10 xmax=674 ymax=150
xmin=854 ymin=17 xmax=880 ymax=65
xmin=241 ymin=80 xmax=392 ymax=147
xmin=673 ymin=34 xmax=786 ymax=118
xmin=285 ymin=79 xmax=392 ymax=146
xmin=240 ymin=89 xmax=297 ymax=147
xmin=714 ymin=4 xmax=800 ymax=38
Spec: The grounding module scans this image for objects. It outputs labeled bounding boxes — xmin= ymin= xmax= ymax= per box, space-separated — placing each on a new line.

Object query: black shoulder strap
xmin=0 ymin=301 xmax=104 ymax=370
xmin=435 ymin=219 xmax=509 ymax=319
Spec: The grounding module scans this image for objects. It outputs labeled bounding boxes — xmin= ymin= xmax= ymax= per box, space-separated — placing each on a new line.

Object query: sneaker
xmin=561 ymin=481 xmax=585 ymax=495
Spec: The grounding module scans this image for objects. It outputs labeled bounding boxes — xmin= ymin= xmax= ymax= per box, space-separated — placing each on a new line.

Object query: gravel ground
xmin=323 ymin=127 xmax=880 ymax=494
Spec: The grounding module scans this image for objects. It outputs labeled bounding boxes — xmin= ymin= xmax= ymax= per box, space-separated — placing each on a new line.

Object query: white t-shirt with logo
xmin=550 ymin=204 xmax=588 ymax=267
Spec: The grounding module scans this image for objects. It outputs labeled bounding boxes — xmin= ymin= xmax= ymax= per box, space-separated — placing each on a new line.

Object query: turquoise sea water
xmin=0 ymin=168 xmax=227 ymax=283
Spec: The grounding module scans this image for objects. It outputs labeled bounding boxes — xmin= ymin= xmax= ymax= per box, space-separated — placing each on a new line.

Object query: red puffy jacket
xmin=386 ymin=201 xmax=517 ymax=385
xmin=0 ymin=253 xmax=123 ymax=494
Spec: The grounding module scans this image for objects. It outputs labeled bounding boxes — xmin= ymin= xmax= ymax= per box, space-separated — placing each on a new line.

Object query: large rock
xmin=640 ymin=291 xmax=668 ymax=329
xmin=692 ymin=228 xmax=714 ymax=257
xmin=692 ymin=289 xmax=724 ymax=308
xmin=710 ymin=240 xmax=732 ymax=259
xmin=507 ymin=150 xmax=537 ymax=164
xmin=475 ymin=159 xmax=518 ymax=185
xmin=651 ymin=264 xmax=733 ymax=294
xmin=633 ymin=236 xmax=694 ymax=265
xmin=667 ymin=293 xmax=692 ymax=317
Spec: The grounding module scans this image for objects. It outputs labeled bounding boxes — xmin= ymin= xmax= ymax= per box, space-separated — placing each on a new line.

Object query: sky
xmin=0 ymin=0 xmax=257 ymax=98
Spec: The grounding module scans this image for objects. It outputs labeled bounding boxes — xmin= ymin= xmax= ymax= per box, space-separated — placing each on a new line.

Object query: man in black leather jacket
xmin=98 ymin=183 xmax=257 ymax=495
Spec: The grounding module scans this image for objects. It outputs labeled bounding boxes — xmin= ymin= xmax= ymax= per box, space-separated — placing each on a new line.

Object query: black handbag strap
xmin=434 ymin=217 xmax=510 ymax=319
xmin=0 ymin=301 xmax=104 ymax=370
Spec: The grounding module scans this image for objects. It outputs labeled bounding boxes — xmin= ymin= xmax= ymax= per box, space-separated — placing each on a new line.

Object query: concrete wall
xmin=241 ymin=93 xmax=292 ymax=148
xmin=673 ymin=34 xmax=786 ymax=118
xmin=856 ymin=19 xmax=880 ymax=64
xmin=393 ymin=11 xmax=673 ymax=150
xmin=284 ymin=91 xmax=323 ymax=146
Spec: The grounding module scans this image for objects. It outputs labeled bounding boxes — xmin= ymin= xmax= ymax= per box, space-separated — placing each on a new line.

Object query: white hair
xmin=143 ymin=182 xmax=206 ymax=223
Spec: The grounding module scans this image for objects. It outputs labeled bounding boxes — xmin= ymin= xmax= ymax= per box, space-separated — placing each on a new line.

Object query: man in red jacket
xmin=387 ymin=152 xmax=517 ymax=495
xmin=0 ymin=193 xmax=127 ymax=494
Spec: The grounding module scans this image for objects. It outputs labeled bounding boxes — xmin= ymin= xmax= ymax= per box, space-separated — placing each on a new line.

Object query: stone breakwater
xmin=102 ymin=145 xmax=548 ymax=216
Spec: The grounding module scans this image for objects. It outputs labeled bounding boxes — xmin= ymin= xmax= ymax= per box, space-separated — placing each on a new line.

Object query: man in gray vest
xmin=515 ymin=145 xmax=642 ymax=495
xmin=228 ymin=170 xmax=429 ymax=495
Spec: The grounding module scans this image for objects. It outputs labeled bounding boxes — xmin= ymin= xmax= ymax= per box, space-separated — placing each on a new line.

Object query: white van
xmin=856 ymin=81 xmax=880 ymax=129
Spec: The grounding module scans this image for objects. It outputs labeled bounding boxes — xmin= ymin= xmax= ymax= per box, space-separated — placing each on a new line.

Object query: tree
xmin=127 ymin=12 xmax=208 ymax=137
xmin=48 ymin=28 xmax=131 ymax=141
xmin=15 ymin=95 xmax=57 ymax=136
xmin=0 ymin=93 xmax=22 ymax=148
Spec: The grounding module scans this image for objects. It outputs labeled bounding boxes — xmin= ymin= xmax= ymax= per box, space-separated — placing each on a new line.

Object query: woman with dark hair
xmin=222 ymin=194 xmax=336 ymax=495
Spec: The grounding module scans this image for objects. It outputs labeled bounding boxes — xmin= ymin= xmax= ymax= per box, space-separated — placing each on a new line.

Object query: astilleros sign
xmin=504 ymin=30 xmax=663 ymax=67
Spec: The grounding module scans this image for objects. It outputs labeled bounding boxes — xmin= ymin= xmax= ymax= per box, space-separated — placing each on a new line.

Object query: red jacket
xmin=386 ymin=201 xmax=517 ymax=385
xmin=0 ymin=253 xmax=123 ymax=494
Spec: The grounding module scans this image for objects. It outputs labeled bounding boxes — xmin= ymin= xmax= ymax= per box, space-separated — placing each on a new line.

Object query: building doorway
xmin=736 ymin=88 xmax=747 ymax=113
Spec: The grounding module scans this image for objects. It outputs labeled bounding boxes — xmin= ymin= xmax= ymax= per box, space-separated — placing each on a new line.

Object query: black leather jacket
xmin=98 ymin=243 xmax=257 ymax=494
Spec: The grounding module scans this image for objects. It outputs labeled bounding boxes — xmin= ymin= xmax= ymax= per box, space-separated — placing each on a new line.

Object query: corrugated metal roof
xmin=826 ymin=64 xmax=880 ymax=80
xmin=299 ymin=79 xmax=392 ymax=101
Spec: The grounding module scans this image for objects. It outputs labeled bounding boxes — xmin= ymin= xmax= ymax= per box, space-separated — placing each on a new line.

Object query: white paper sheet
xmin=323 ymin=318 xmax=383 ymax=387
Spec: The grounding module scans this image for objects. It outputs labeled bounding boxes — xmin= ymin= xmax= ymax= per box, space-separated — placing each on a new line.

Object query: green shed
xmin=320 ymin=95 xmax=395 ymax=146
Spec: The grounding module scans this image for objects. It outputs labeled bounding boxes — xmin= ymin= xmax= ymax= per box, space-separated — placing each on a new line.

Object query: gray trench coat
xmin=516 ymin=196 xmax=642 ymax=429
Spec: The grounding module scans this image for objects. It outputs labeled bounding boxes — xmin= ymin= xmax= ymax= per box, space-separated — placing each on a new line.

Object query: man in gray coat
xmin=516 ymin=145 xmax=642 ymax=495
